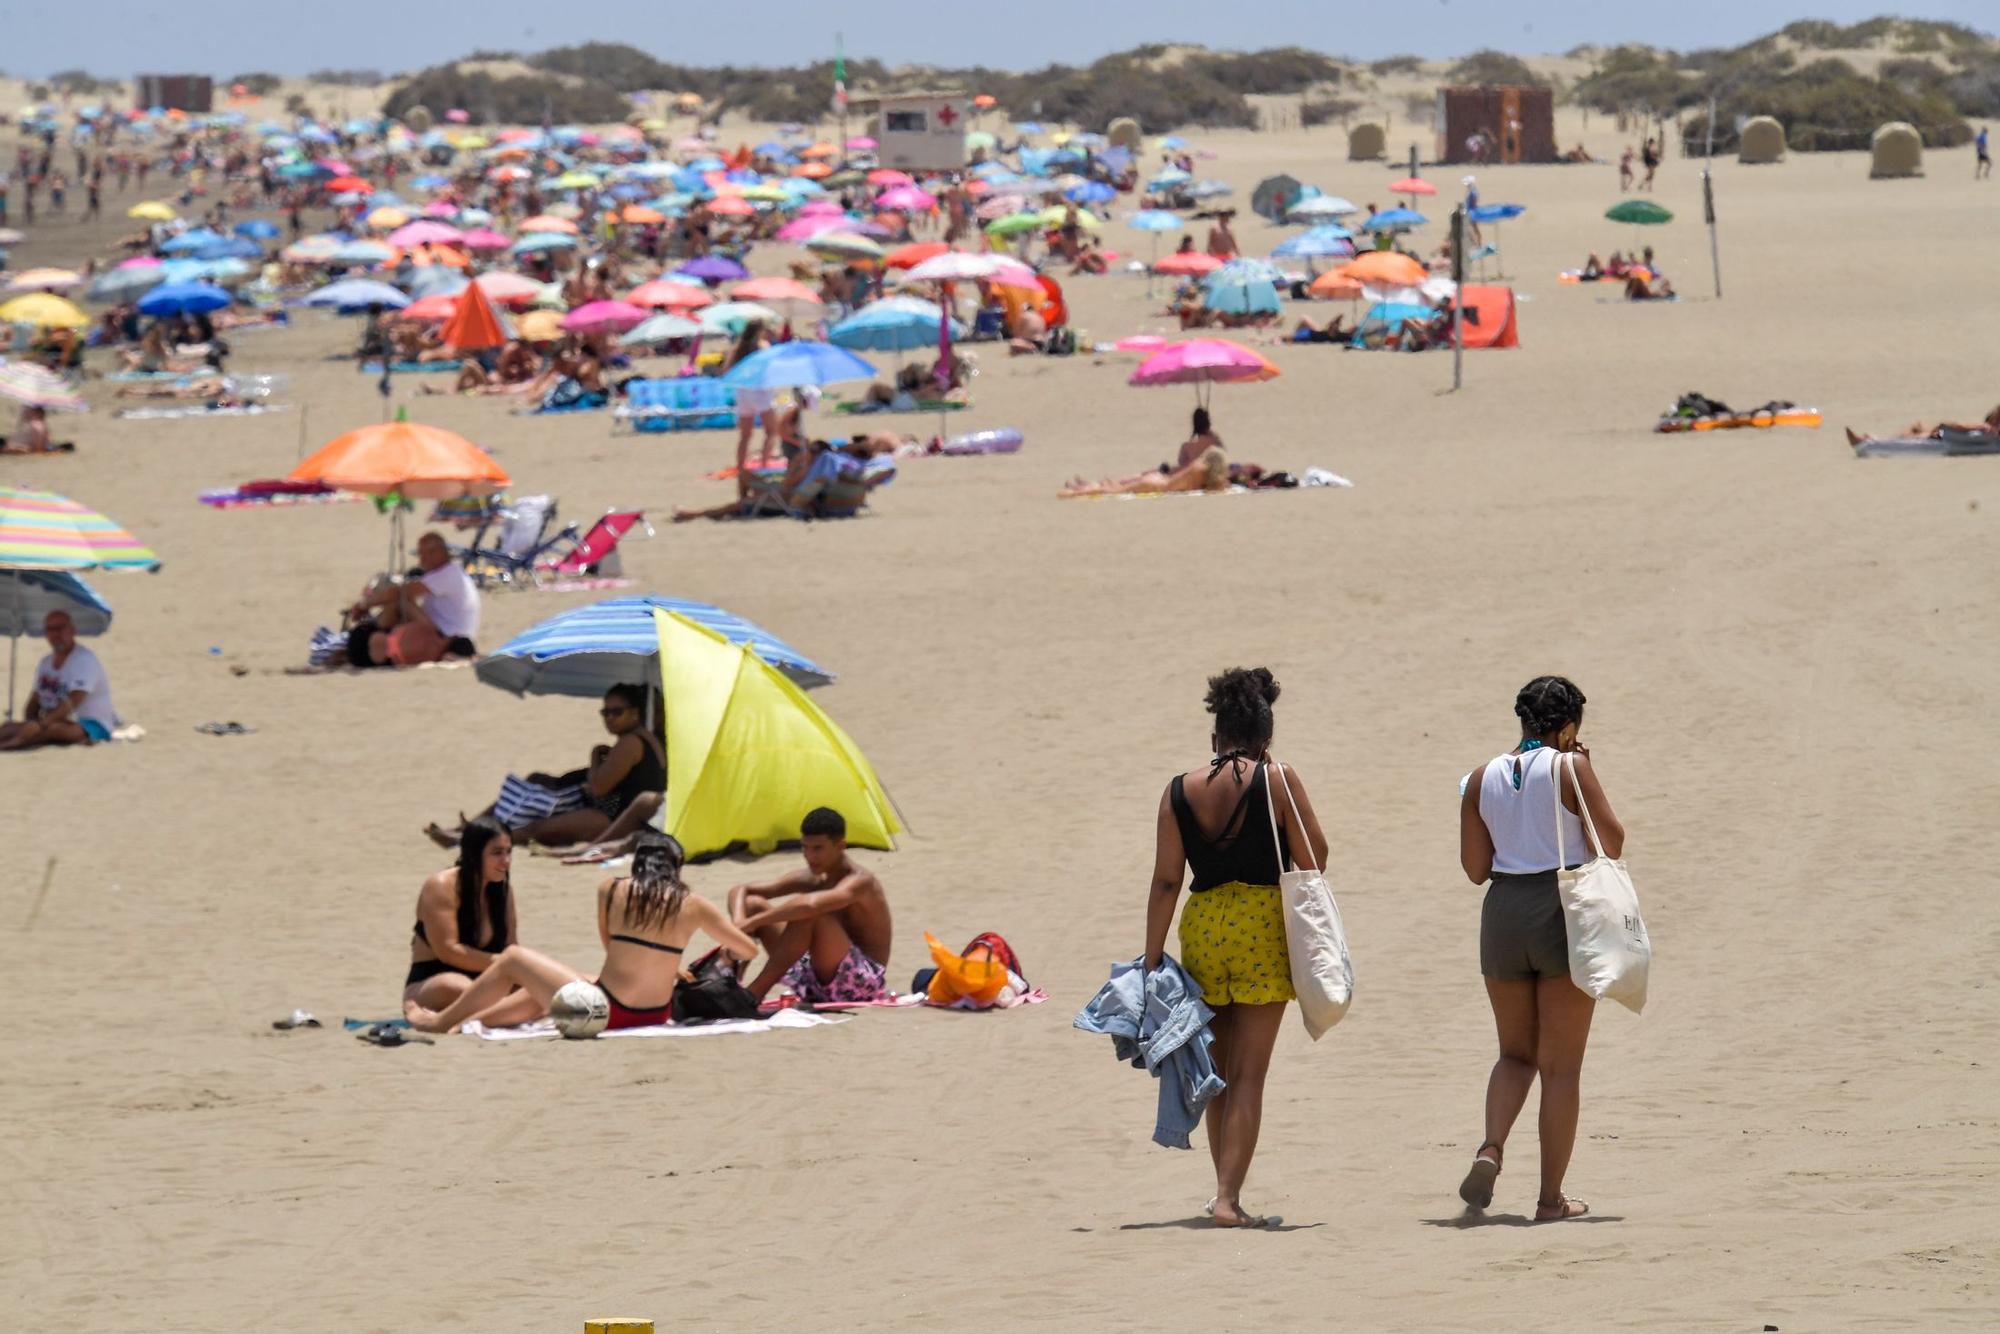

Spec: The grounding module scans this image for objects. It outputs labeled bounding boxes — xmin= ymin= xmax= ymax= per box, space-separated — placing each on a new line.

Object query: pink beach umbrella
xmin=730 ymin=276 xmax=824 ymax=312
xmin=798 ymin=199 xmax=845 ymax=216
xmin=117 ymin=256 xmax=162 ymax=269
xmin=387 ymin=220 xmax=465 ymax=248
xmin=876 ymin=185 xmax=937 ymax=212
xmin=777 ymin=215 xmax=852 ymax=241
xmin=626 ymin=279 xmax=714 ymax=311
xmin=445 ymin=109 xmax=470 ymax=123
xmin=471 ymin=271 xmax=544 ymax=305
xmin=1128 ymin=337 xmax=1280 ymax=407
xmin=846 ymin=135 xmax=877 ymax=150
xmin=562 ymin=300 xmax=649 ymax=335
xmin=420 ymin=201 xmax=459 ymax=218
xmin=459 ymin=228 xmax=513 ymax=251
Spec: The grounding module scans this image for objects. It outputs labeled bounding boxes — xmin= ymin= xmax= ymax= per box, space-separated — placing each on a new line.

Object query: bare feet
xmin=403 ymin=998 xmax=450 ymax=1033
xmin=1535 ymin=1194 xmax=1589 ymax=1222
xmin=423 ymin=821 xmax=461 ymax=849
xmin=1845 ymin=426 xmax=1866 ymax=449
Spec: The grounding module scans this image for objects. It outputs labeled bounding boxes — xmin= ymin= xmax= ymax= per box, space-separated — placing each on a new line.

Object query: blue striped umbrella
xmin=475 ymin=595 xmax=832 ymax=698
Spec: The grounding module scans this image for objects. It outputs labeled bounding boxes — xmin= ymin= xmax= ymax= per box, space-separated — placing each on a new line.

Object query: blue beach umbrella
xmin=192 ymin=237 xmax=263 ymax=261
xmin=1271 ymin=227 xmax=1356 ymax=260
xmin=2 ymin=568 xmax=113 ymax=717
xmin=1469 ymin=203 xmax=1526 ymax=224
xmin=720 ymin=341 xmax=877 ymax=390
xmin=1065 ymin=180 xmax=1115 ymax=206
xmin=234 ymin=219 xmax=281 ymax=239
xmin=1360 ymin=300 xmax=1432 ymax=331
xmin=159 ymin=228 xmax=223 ymax=254
xmin=85 ymin=265 xmax=168 ymax=303
xmin=827 ymin=297 xmax=965 ymax=353
xmin=475 ymin=595 xmax=832 ymax=698
xmin=137 ymin=281 xmax=232 ymax=316
xmin=300 ymin=278 xmax=409 ymax=310
xmin=510 ymin=232 xmax=578 ymax=255
xmin=1363 ymin=208 xmax=1428 ymax=231
xmin=1201 ymin=259 xmax=1284 ymax=317
xmin=1127 ymin=209 xmax=1181 ymax=232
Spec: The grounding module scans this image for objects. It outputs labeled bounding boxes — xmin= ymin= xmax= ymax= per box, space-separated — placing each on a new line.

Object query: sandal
xmin=1459 ymin=1142 xmax=1503 ymax=1210
xmin=1535 ymin=1193 xmax=1589 ymax=1222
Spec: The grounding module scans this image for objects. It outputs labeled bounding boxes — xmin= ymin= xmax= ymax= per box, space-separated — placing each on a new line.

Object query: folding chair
xmin=532 ymin=510 xmax=654 ymax=583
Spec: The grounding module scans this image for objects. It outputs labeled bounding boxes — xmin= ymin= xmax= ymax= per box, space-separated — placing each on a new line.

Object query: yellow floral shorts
xmin=1178 ymin=881 xmax=1295 ymax=1007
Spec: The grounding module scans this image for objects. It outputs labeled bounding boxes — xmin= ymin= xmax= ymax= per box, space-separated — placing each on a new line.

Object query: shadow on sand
xmin=1114 ymin=1215 xmax=1325 ymax=1233
xmin=1422 ymin=1209 xmax=1625 ymax=1229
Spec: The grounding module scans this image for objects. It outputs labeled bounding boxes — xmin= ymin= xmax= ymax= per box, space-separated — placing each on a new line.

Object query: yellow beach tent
xmin=656 ymin=609 xmax=899 ymax=858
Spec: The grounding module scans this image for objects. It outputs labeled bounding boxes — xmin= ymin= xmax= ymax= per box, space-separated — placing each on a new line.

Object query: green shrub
xmin=1301 ymin=97 xmax=1363 ymax=127
xmin=231 ymin=72 xmax=283 ymax=97
xmin=383 ymin=66 xmax=627 ymax=125
xmin=1446 ymin=50 xmax=1544 ymax=87
xmin=1370 ymin=55 xmax=1424 ymax=77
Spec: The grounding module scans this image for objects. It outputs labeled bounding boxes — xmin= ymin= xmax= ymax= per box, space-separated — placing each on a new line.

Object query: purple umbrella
xmin=676 ymin=255 xmax=750 ymax=285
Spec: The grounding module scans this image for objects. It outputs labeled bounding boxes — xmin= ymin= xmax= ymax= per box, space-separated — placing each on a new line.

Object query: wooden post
xmin=1450 ymin=205 xmax=1466 ymax=391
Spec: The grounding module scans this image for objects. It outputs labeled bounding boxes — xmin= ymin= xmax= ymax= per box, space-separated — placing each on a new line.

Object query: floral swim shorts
xmin=1178 ymin=880 xmax=1295 ymax=1007
xmin=782 ymin=944 xmax=888 ymax=1004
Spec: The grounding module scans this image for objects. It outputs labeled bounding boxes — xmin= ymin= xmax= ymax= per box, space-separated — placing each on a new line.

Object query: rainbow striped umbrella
xmin=0 ymin=361 xmax=88 ymax=412
xmin=0 ymin=488 xmax=160 ymax=571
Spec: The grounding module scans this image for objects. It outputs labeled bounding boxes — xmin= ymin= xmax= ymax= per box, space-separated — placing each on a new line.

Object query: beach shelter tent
xmin=1456 ymin=285 xmax=1520 ymax=349
xmin=1738 ymin=117 xmax=1785 ymax=165
xmin=1869 ymin=122 xmax=1923 ymax=178
xmin=1107 ymin=118 xmax=1143 ymax=151
xmin=1348 ymin=124 xmax=1386 ymax=161
xmin=439 ymin=279 xmax=507 ymax=353
xmin=655 ymin=608 xmax=898 ymax=859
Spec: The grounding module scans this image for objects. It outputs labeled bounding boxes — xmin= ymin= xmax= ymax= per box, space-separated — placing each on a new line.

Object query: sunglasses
xmin=599 ymin=705 xmax=632 ymax=717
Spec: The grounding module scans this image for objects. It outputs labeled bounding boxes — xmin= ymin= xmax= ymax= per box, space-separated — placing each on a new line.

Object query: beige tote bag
xmin=1553 ymin=752 xmax=1650 ymax=1014
xmin=1265 ymin=761 xmax=1353 ymax=1038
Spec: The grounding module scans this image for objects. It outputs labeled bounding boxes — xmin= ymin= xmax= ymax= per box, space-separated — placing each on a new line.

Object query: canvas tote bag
xmin=1552 ymin=752 xmax=1650 ymax=1014
xmin=1265 ymin=761 xmax=1353 ymax=1038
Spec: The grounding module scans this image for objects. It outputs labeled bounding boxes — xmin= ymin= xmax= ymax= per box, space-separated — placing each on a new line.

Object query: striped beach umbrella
xmin=476 ymin=595 xmax=832 ymax=698
xmin=0 ymin=488 xmax=159 ymax=571
xmin=0 ymin=362 xmax=88 ymax=412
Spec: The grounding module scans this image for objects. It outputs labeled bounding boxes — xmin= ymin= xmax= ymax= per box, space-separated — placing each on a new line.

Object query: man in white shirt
xmin=0 ymin=610 xmax=116 ymax=749
xmin=347 ymin=530 xmax=481 ymax=666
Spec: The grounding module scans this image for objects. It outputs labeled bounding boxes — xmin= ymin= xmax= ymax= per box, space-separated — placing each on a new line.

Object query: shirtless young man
xmin=729 ymin=807 xmax=892 ymax=1003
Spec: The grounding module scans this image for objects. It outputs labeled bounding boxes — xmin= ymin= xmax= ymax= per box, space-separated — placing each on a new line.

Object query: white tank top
xmin=1479 ymin=747 xmax=1588 ymax=875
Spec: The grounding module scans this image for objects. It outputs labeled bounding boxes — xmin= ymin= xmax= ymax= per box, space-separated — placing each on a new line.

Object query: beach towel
xmin=105 ymin=369 xmax=201 ymax=382
xmin=493 ymin=773 xmax=585 ymax=827
xmin=202 ymin=480 xmax=355 ymax=509
xmin=833 ymin=398 xmax=968 ymax=415
xmin=118 ymin=403 xmax=288 ymax=420
xmin=359 ymin=360 xmax=464 ymax=374
xmin=1853 ymin=429 xmax=2000 ymax=458
xmin=463 ymin=1009 xmax=848 ymax=1041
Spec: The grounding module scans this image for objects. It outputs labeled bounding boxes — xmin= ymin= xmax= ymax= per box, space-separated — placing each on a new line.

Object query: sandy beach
xmin=3 ymin=94 xmax=1999 ymax=1331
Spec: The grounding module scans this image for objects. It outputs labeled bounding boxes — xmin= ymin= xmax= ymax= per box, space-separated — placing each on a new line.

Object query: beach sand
xmin=3 ymin=105 xmax=1999 ymax=1330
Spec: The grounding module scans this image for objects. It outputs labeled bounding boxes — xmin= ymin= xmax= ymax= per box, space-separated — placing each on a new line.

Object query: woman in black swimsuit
xmin=405 ymin=832 xmax=758 ymax=1033
xmin=404 ymin=817 xmax=521 ymax=1014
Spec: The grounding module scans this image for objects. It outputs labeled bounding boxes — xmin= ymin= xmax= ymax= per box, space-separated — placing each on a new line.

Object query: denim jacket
xmin=1074 ymin=955 xmax=1226 ymax=1149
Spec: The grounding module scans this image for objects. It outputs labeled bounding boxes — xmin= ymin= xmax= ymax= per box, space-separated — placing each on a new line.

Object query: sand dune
xmin=3 ymin=107 xmax=1998 ymax=1329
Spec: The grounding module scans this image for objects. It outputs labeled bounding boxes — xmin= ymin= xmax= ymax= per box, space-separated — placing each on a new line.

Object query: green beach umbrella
xmin=1605 ymin=200 xmax=1673 ymax=225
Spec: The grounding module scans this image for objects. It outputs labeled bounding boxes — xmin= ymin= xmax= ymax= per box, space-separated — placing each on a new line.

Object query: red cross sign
xmin=936 ymin=103 xmax=958 ymax=127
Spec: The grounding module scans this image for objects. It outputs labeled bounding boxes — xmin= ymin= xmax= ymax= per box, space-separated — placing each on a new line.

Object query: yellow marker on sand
xmin=584 ymin=1321 xmax=653 ymax=1334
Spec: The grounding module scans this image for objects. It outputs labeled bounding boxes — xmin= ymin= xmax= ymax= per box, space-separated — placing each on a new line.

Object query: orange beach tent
xmin=1457 ymin=285 xmax=1520 ymax=349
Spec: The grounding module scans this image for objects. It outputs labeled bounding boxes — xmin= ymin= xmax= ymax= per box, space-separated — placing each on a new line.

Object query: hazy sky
xmin=1 ymin=2 xmax=1990 ymax=78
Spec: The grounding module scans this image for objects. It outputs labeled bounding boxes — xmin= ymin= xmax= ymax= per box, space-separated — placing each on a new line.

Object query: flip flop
xmin=271 ymin=1010 xmax=321 ymax=1030
xmin=354 ymin=1022 xmax=432 ymax=1047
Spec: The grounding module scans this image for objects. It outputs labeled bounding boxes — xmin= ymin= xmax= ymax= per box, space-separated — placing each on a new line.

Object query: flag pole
xmin=834 ymin=33 xmax=848 ymax=168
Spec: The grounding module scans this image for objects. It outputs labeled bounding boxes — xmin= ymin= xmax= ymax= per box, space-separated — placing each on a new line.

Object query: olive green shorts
xmin=1480 ymin=870 xmax=1570 ymax=981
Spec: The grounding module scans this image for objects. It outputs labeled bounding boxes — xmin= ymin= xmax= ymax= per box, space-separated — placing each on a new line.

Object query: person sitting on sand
xmin=345 ymin=530 xmax=480 ymax=667
xmin=0 ymin=610 xmax=116 ymax=750
xmin=1291 ymin=313 xmax=1348 ymax=344
xmin=427 ymin=682 xmax=666 ymax=851
xmin=1060 ymin=406 xmax=1229 ymax=498
xmin=729 ymin=807 xmax=893 ymax=1003
xmin=1579 ymin=252 xmax=1603 ymax=281
xmin=453 ymin=338 xmax=539 ymax=394
xmin=119 ymin=323 xmax=204 ymax=375
xmin=407 ymin=830 xmax=760 ymax=1034
xmin=1845 ymin=403 xmax=2000 ymax=448
xmin=672 ymin=437 xmax=827 ymax=522
xmin=0 ymin=404 xmax=73 ymax=453
xmin=404 ymin=817 xmax=527 ymax=1017
xmin=1624 ymin=273 xmax=1674 ymax=301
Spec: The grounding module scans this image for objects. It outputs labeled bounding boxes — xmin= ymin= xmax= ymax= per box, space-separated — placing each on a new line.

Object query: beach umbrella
xmin=1128 ymin=210 xmax=1182 ymax=233
xmin=366 ymin=206 xmax=411 ymax=231
xmin=876 ymin=185 xmax=938 ymax=213
xmin=0 ymin=294 xmax=89 ymax=329
xmin=516 ymin=309 xmax=565 ymax=342
xmin=386 ymin=220 xmax=465 ymax=248
xmin=159 ymin=229 xmax=224 ymax=254
xmin=730 ymin=276 xmax=823 ymax=312
xmin=705 ymin=196 xmax=756 ymax=218
xmin=1338 ymin=252 xmax=1427 ymax=288
xmin=655 ymin=608 xmax=897 ymax=859
xmin=1361 ymin=207 xmax=1428 ymax=231
xmin=1250 ymin=174 xmax=1304 ymax=222
xmin=1065 ymin=180 xmax=1116 ymax=207
xmin=83 ymin=264 xmax=167 ymax=301
xmin=618 ymin=313 xmax=704 ymax=346
xmin=1271 ymin=227 xmax=1356 ymax=260
xmin=2 ymin=268 xmax=84 ymax=295
xmin=697 ymin=302 xmax=782 ymax=337
xmin=405 ymin=267 xmax=470 ymax=300
xmin=883 ymin=241 xmax=949 ymax=270
xmin=984 ymin=212 xmax=1045 ymax=238
xmin=301 ymin=278 xmax=409 ymax=311
xmin=477 ymin=595 xmax=832 ymax=698
xmin=518 ymin=214 xmax=580 ymax=235
xmin=440 ymin=281 xmax=508 ymax=352
xmin=828 ymin=297 xmax=965 ymax=353
xmin=900 ymin=252 xmax=1041 ymax=290
xmin=290 ymin=421 xmax=507 ymax=500
xmin=1129 ymin=338 xmax=1279 ymax=408
xmin=627 ymin=279 xmax=714 ymax=311
xmin=1154 ymin=251 xmax=1223 ymax=276
xmin=234 ymin=219 xmax=281 ymax=240
xmin=0 ymin=362 xmax=87 ymax=412
xmin=137 ymin=281 xmax=231 ymax=317
xmin=721 ymin=340 xmax=876 ymax=390
xmin=561 ymin=300 xmax=650 ymax=335
xmin=777 ymin=214 xmax=853 ymax=241
xmin=1606 ymin=200 xmax=1672 ymax=226
xmin=329 ymin=238 xmax=394 ymax=266
xmin=510 ymin=232 xmax=578 ymax=255
xmin=1389 ymin=176 xmax=1437 ymax=202
xmin=1307 ymin=271 xmax=1365 ymax=301
xmin=1287 ymin=195 xmax=1357 ymax=222
xmin=1201 ymin=260 xmax=1284 ymax=318
xmin=470 ymin=271 xmax=544 ymax=306
xmin=459 ymin=228 xmax=512 ymax=251
xmin=0 ymin=487 xmax=159 ymax=572
xmin=127 ymin=201 xmax=177 ymax=221
xmin=676 ymin=255 xmax=749 ymax=284
xmin=400 ymin=293 xmax=459 ymax=323
xmin=804 ymin=232 xmax=885 ymax=261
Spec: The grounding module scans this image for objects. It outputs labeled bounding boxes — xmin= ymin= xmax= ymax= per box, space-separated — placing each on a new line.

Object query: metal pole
xmin=1704 ymin=100 xmax=1722 ymax=300
xmin=1450 ymin=205 xmax=1465 ymax=391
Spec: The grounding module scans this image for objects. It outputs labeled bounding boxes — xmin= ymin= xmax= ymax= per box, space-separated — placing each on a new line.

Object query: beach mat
xmin=359 ymin=360 xmax=464 ymax=374
xmin=463 ymin=1009 xmax=849 ymax=1041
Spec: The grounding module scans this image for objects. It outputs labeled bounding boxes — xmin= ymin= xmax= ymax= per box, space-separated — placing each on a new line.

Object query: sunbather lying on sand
xmin=1845 ymin=403 xmax=2000 ymax=448
xmin=407 ymin=831 xmax=759 ymax=1033
xmin=114 ymin=375 xmax=233 ymax=400
xmin=1060 ymin=407 xmax=1229 ymax=497
xmin=1625 ymin=273 xmax=1675 ymax=301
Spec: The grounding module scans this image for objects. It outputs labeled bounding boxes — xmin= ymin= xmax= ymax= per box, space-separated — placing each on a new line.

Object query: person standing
xmin=1456 ymin=676 xmax=1625 ymax=1221
xmin=1143 ymin=667 xmax=1328 ymax=1228
xmin=1977 ymin=126 xmax=1991 ymax=180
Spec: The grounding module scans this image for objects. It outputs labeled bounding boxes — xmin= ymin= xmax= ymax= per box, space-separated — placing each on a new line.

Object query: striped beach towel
xmin=494 ymin=774 xmax=586 ymax=827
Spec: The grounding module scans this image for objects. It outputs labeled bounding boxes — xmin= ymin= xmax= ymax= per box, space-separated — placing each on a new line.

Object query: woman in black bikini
xmin=404 ymin=817 xmax=524 ymax=1015
xmin=406 ymin=832 xmax=759 ymax=1033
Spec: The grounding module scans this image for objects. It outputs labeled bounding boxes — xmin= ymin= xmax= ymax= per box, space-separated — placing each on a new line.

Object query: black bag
xmin=670 ymin=949 xmax=760 ymax=1023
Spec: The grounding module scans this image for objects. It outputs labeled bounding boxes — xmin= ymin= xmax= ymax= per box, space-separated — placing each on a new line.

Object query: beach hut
xmin=1107 ymin=117 xmax=1143 ymax=151
xmin=1738 ymin=117 xmax=1785 ymax=164
xmin=1869 ymin=122 xmax=1924 ymax=178
xmin=1348 ymin=123 xmax=1386 ymax=161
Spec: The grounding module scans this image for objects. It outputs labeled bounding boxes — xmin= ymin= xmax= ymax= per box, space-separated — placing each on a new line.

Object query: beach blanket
xmin=201 ymin=481 xmax=356 ymax=509
xmin=1063 ymin=470 xmax=1353 ymax=501
xmin=464 ymin=1009 xmax=849 ymax=1041
xmin=493 ymin=773 xmax=586 ymax=827
xmin=359 ymin=360 xmax=463 ymax=374
xmin=119 ymin=403 xmax=288 ymax=420
xmin=105 ymin=369 xmax=201 ymax=382
xmin=1654 ymin=393 xmax=1819 ymax=434
xmin=1854 ymin=430 xmax=2000 ymax=458
xmin=834 ymin=398 xmax=969 ymax=415
xmin=534 ymin=576 xmax=636 ymax=594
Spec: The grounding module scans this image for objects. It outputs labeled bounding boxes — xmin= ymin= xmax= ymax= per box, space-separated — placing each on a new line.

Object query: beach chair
xmin=532 ymin=509 xmax=653 ymax=582
xmin=448 ymin=495 xmax=562 ymax=586
xmin=613 ymin=377 xmax=738 ymax=434
xmin=746 ymin=454 xmax=893 ymax=520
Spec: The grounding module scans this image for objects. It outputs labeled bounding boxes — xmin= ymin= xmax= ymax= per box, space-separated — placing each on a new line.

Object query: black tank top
xmin=1170 ymin=761 xmax=1290 ymax=893
xmin=607 ymin=731 xmax=667 ymax=815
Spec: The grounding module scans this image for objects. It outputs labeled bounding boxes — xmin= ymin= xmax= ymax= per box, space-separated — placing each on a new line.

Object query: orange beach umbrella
xmin=289 ymin=421 xmax=508 ymax=500
xmin=440 ymin=279 xmax=508 ymax=353
xmin=1337 ymin=252 xmax=1427 ymax=288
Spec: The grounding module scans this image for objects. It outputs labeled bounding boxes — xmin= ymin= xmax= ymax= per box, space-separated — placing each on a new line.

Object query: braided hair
xmin=1205 ymin=666 xmax=1280 ymax=755
xmin=620 ymin=830 xmax=689 ymax=932
xmin=1514 ymin=675 xmax=1587 ymax=739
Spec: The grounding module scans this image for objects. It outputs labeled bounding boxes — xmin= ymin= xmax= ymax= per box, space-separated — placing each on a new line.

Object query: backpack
xmin=670 ymin=949 xmax=760 ymax=1023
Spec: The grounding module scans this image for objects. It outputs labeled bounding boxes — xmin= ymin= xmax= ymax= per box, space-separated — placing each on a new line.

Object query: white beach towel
xmin=462 ymin=1009 xmax=849 ymax=1041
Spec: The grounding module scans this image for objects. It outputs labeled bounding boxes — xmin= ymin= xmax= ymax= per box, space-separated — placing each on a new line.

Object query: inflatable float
xmin=940 ymin=428 xmax=1023 ymax=456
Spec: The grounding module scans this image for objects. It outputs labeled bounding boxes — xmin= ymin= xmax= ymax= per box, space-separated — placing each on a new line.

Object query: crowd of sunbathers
xmin=402 ymin=803 xmax=894 ymax=1034
xmin=1576 ymin=248 xmax=1675 ymax=300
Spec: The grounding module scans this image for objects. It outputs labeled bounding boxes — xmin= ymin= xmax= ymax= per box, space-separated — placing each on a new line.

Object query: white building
xmin=858 ymin=91 xmax=971 ymax=172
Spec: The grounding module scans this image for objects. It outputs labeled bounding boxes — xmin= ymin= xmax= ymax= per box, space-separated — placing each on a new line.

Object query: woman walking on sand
xmin=1456 ymin=676 xmax=1625 ymax=1221
xmin=1144 ymin=667 xmax=1328 ymax=1228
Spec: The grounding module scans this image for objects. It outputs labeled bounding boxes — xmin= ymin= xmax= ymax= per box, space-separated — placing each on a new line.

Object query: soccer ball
xmin=550 ymin=980 xmax=609 ymax=1039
